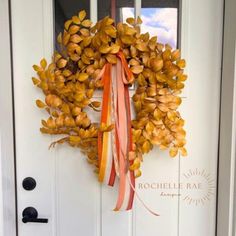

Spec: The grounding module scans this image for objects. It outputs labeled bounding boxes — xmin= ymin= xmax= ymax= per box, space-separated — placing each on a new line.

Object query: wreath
xmin=32 ymin=10 xmax=187 ymax=213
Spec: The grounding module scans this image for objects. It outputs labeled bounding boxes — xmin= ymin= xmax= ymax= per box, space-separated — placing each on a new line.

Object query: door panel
xmin=179 ymin=0 xmax=223 ymax=235
xmin=11 ymin=0 xmax=223 ymax=235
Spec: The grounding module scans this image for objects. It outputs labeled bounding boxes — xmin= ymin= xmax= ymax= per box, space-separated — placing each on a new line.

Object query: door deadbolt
xmin=22 ymin=177 xmax=36 ymax=191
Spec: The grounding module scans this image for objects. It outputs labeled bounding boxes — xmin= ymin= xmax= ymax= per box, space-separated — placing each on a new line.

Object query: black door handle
xmin=22 ymin=207 xmax=48 ymax=223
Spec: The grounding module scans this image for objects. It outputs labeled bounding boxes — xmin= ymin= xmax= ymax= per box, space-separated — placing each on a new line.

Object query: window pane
xmin=54 ymin=0 xmax=90 ymax=48
xmin=98 ymin=0 xmax=134 ymax=22
xmin=141 ymin=1 xmax=179 ymax=48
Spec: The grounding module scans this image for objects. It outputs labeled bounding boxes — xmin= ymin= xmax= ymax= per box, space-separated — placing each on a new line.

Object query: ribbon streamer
xmin=97 ymin=51 xmax=159 ymax=215
xmin=97 ymin=51 xmax=134 ymax=210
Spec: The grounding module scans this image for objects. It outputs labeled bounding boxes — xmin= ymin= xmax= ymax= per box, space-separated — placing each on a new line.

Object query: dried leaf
xmin=69 ymin=25 xmax=80 ymax=34
xmin=136 ymin=42 xmax=148 ymax=52
xmin=177 ymin=59 xmax=186 ymax=68
xmin=126 ymin=17 xmax=135 ymax=25
xmin=99 ymin=44 xmax=111 ymax=54
xmin=32 ymin=77 xmax=40 ymax=85
xmin=106 ymin=54 xmax=117 ymax=64
xmin=70 ymin=34 xmax=82 ymax=43
xmin=77 ymin=73 xmax=89 ymax=82
xmin=64 ymin=20 xmax=72 ymax=30
xmin=57 ymin=58 xmax=67 ymax=68
xmin=36 ymin=99 xmax=46 ymax=108
xmin=169 ymin=146 xmax=178 ymax=157
xmin=130 ymin=65 xmax=144 ymax=74
xmin=78 ymin=10 xmax=86 ymax=21
xmin=40 ymin=58 xmax=47 ymax=69
xmin=81 ymin=19 xmax=92 ymax=28
xmin=72 ymin=15 xmax=80 ymax=24
xmin=110 ymin=44 xmax=120 ymax=54
xmin=137 ymin=16 xmax=142 ymax=24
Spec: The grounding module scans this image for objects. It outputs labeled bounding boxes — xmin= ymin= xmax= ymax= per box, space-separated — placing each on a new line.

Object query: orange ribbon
xmin=97 ymin=51 xmax=135 ymax=210
xmin=97 ymin=51 xmax=159 ymax=215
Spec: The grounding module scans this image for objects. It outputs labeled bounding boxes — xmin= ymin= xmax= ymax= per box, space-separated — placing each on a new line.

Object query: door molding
xmin=216 ymin=0 xmax=236 ymax=235
xmin=0 ymin=0 xmax=17 ymax=235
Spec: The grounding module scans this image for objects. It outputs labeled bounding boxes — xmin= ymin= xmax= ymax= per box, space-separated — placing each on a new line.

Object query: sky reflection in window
xmin=122 ymin=8 xmax=178 ymax=48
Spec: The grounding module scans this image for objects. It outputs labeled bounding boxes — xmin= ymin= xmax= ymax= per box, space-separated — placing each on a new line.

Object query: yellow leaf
xmin=129 ymin=58 xmax=140 ymax=66
xmin=121 ymin=35 xmax=134 ymax=45
xmin=130 ymin=45 xmax=137 ymax=57
xmin=129 ymin=158 xmax=141 ymax=170
xmin=136 ymin=42 xmax=148 ymax=52
xmin=81 ymin=19 xmax=92 ymax=28
xmin=78 ymin=10 xmax=86 ymax=21
xmin=82 ymin=36 xmax=92 ymax=47
xmin=99 ymin=44 xmax=111 ymax=54
xmin=110 ymin=44 xmax=120 ymax=54
xmin=125 ymin=27 xmax=136 ymax=36
xmin=158 ymin=103 xmax=169 ymax=112
xmin=177 ymin=59 xmax=186 ymax=68
xmin=171 ymin=49 xmax=181 ymax=61
xmin=126 ymin=17 xmax=135 ymax=25
xmin=179 ymin=147 xmax=187 ymax=156
xmin=72 ymin=15 xmax=80 ymax=24
xmin=32 ymin=65 xmax=42 ymax=72
xmin=69 ymin=25 xmax=80 ymax=34
xmin=106 ymin=54 xmax=117 ymax=64
xmin=62 ymin=32 xmax=70 ymax=45
xmin=150 ymin=58 xmax=163 ymax=72
xmin=32 ymin=77 xmax=40 ymax=85
xmin=47 ymin=117 xmax=56 ymax=129
xmin=40 ymin=58 xmax=47 ymax=69
xmin=137 ymin=16 xmax=142 ymax=24
xmin=178 ymin=74 xmax=188 ymax=82
xmin=80 ymin=28 xmax=90 ymax=36
xmin=135 ymin=169 xmax=142 ymax=178
xmin=169 ymin=146 xmax=178 ymax=157
xmin=167 ymin=111 xmax=176 ymax=121
xmin=142 ymin=141 xmax=151 ymax=153
xmin=64 ymin=117 xmax=76 ymax=127
xmin=64 ymin=20 xmax=72 ymax=30
xmin=62 ymin=69 xmax=72 ymax=77
xmin=145 ymin=122 xmax=155 ymax=133
xmin=36 ymin=99 xmax=46 ymax=108
xmin=69 ymin=135 xmax=81 ymax=143
xmin=45 ymin=94 xmax=62 ymax=108
xmin=81 ymin=54 xmax=91 ymax=64
xmin=104 ymin=25 xmax=117 ymax=38
xmin=77 ymin=73 xmax=89 ymax=82
xmin=84 ymin=48 xmax=94 ymax=58
xmin=130 ymin=65 xmax=144 ymax=74
xmin=57 ymin=32 xmax=62 ymax=44
xmin=70 ymin=34 xmax=82 ymax=43
xmin=57 ymin=58 xmax=67 ymax=68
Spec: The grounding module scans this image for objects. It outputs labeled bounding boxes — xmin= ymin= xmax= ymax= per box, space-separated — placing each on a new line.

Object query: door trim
xmin=0 ymin=0 xmax=17 ymax=235
xmin=216 ymin=0 xmax=236 ymax=235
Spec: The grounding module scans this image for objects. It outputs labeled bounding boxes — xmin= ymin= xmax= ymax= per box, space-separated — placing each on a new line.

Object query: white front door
xmin=11 ymin=0 xmax=223 ymax=235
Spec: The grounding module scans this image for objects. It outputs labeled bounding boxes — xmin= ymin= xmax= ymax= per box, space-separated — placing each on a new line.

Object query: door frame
xmin=0 ymin=0 xmax=17 ymax=235
xmin=216 ymin=0 xmax=236 ymax=235
xmin=0 ymin=0 xmax=235 ymax=235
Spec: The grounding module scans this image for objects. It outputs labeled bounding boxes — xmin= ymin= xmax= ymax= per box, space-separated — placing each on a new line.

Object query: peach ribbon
xmin=96 ymin=51 xmax=159 ymax=215
xmin=97 ymin=51 xmax=135 ymax=210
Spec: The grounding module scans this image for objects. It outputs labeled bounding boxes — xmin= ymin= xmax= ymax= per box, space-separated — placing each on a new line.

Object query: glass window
xmin=98 ymin=0 xmax=134 ymax=22
xmin=141 ymin=0 xmax=179 ymax=48
xmin=54 ymin=0 xmax=90 ymax=48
